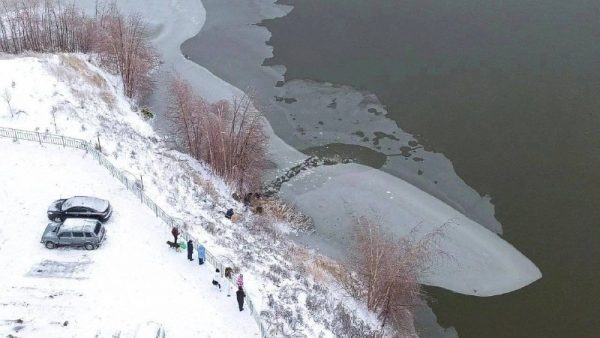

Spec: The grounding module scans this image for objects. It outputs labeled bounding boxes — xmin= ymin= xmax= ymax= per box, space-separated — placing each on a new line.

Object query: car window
xmin=67 ymin=207 xmax=86 ymax=212
xmin=85 ymin=232 xmax=93 ymax=238
xmin=73 ymin=232 xmax=84 ymax=238
xmin=94 ymin=223 xmax=101 ymax=235
xmin=61 ymin=200 xmax=72 ymax=210
xmin=59 ymin=232 xmax=72 ymax=238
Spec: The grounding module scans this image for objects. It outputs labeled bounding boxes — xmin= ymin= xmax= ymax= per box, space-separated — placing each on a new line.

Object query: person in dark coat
xmin=236 ymin=286 xmax=246 ymax=311
xmin=187 ymin=239 xmax=194 ymax=261
xmin=171 ymin=227 xmax=179 ymax=244
xmin=225 ymin=208 xmax=234 ymax=219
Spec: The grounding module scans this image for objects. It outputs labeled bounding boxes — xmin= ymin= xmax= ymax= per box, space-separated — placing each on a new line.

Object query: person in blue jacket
xmin=197 ymin=243 xmax=205 ymax=265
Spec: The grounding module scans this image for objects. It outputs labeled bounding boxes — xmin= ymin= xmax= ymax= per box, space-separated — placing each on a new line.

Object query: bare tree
xmin=167 ymin=76 xmax=207 ymax=159
xmin=349 ymin=217 xmax=435 ymax=334
xmin=95 ymin=3 xmax=158 ymax=99
xmin=168 ymin=76 xmax=268 ymax=193
xmin=2 ymin=88 xmax=13 ymax=117
xmin=0 ymin=0 xmax=157 ymax=100
xmin=50 ymin=106 xmax=58 ymax=133
xmin=0 ymin=0 xmax=95 ymax=54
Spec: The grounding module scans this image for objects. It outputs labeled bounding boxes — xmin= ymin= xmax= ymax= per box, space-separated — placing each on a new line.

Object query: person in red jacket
xmin=171 ymin=227 xmax=179 ymax=244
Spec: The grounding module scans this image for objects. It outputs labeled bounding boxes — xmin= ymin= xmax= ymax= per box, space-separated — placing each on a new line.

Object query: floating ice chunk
xmin=281 ymin=163 xmax=541 ymax=296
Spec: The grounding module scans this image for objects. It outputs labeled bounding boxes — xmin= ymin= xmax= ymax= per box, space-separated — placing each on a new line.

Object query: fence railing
xmin=0 ymin=126 xmax=268 ymax=337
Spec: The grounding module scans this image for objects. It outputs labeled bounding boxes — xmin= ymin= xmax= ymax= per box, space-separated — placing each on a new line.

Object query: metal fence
xmin=0 ymin=126 xmax=269 ymax=337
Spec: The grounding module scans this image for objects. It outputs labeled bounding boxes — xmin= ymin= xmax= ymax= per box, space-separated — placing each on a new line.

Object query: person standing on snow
xmin=212 ymin=268 xmax=222 ymax=290
xmin=171 ymin=227 xmax=179 ymax=244
xmin=227 ymin=281 xmax=233 ymax=297
xmin=225 ymin=268 xmax=234 ymax=297
xmin=187 ymin=239 xmax=194 ymax=261
xmin=236 ymin=286 xmax=246 ymax=311
xmin=197 ymin=243 xmax=205 ymax=265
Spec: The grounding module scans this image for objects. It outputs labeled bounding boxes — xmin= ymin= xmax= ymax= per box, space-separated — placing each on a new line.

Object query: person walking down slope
xmin=187 ymin=239 xmax=194 ymax=261
xmin=236 ymin=286 xmax=246 ymax=311
xmin=212 ymin=268 xmax=221 ymax=290
xmin=171 ymin=227 xmax=179 ymax=244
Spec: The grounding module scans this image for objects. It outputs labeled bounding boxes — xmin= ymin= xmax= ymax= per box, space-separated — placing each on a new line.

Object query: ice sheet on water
xmin=281 ymin=163 xmax=541 ymax=296
xmin=275 ymin=79 xmax=503 ymax=234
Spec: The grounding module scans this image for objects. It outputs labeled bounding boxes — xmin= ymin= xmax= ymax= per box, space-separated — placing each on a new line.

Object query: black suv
xmin=47 ymin=196 xmax=112 ymax=222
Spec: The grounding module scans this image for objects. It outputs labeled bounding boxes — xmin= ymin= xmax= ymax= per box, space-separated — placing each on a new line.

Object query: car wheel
xmin=53 ymin=216 xmax=64 ymax=222
xmin=84 ymin=243 xmax=95 ymax=250
xmin=45 ymin=241 xmax=56 ymax=249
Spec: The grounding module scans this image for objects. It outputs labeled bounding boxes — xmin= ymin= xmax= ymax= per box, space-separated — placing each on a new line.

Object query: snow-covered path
xmin=0 ymin=139 xmax=259 ymax=337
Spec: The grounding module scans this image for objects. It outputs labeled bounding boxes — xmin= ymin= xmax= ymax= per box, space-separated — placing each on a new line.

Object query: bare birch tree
xmin=0 ymin=0 xmax=95 ymax=54
xmin=168 ymin=76 xmax=268 ymax=193
xmin=95 ymin=3 xmax=158 ymax=99
xmin=167 ymin=76 xmax=207 ymax=159
xmin=2 ymin=88 xmax=13 ymax=117
xmin=349 ymin=217 xmax=438 ymax=334
xmin=0 ymin=0 xmax=157 ymax=99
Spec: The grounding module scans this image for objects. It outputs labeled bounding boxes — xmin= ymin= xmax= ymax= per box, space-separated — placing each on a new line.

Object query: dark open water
xmin=261 ymin=0 xmax=600 ymax=337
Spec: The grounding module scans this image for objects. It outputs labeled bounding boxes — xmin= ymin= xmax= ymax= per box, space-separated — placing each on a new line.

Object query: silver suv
xmin=41 ymin=218 xmax=107 ymax=250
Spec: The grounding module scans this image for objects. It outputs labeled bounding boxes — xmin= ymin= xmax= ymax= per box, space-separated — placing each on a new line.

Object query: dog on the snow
xmin=166 ymin=240 xmax=181 ymax=252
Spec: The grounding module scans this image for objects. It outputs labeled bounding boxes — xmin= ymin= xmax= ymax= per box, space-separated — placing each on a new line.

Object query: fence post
xmin=36 ymin=131 xmax=42 ymax=145
xmin=61 ymin=135 xmax=65 ymax=147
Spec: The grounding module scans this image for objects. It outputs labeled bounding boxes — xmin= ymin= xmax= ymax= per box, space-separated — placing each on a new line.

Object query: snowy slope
xmin=0 ymin=139 xmax=259 ymax=337
xmin=0 ymin=54 xmax=382 ymax=336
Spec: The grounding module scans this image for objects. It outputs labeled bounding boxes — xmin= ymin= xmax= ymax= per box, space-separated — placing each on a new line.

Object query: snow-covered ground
xmin=0 ymin=139 xmax=259 ymax=337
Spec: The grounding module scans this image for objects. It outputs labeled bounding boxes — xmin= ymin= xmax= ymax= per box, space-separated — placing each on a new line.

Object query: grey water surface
xmin=181 ymin=0 xmax=503 ymax=236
